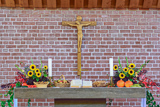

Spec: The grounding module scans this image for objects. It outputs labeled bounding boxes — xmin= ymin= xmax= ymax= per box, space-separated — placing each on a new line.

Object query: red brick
xmin=104 ymin=22 xmax=114 ymax=25
xmin=132 ymin=45 xmax=142 ymax=48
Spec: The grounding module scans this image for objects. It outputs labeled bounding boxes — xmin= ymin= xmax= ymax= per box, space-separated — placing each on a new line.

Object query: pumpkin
xmin=125 ymin=80 xmax=133 ymax=87
xmin=117 ymin=79 xmax=125 ymax=87
xmin=22 ymin=83 xmax=28 ymax=86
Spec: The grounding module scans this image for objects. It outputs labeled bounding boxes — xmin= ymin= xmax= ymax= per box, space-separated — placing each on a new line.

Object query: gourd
xmin=125 ymin=80 xmax=133 ymax=87
xmin=22 ymin=83 xmax=28 ymax=86
xmin=117 ymin=79 xmax=125 ymax=87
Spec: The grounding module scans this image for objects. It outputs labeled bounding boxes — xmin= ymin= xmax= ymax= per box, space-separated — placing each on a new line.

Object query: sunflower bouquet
xmin=15 ymin=58 xmax=49 ymax=85
xmin=113 ymin=57 xmax=149 ymax=86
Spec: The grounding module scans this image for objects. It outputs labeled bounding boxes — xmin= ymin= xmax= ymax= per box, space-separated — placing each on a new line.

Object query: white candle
xmin=109 ymin=58 xmax=113 ymax=76
xmin=48 ymin=58 xmax=52 ymax=77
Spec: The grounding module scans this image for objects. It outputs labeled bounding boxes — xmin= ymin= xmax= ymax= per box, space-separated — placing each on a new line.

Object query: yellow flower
xmin=113 ymin=65 xmax=118 ymax=70
xmin=28 ymin=71 xmax=33 ymax=77
xmin=123 ymin=67 xmax=128 ymax=72
xmin=119 ymin=73 xmax=125 ymax=79
xmin=30 ymin=64 xmax=36 ymax=70
xmin=129 ymin=63 xmax=135 ymax=68
xmin=36 ymin=72 xmax=41 ymax=78
xmin=44 ymin=65 xmax=48 ymax=70
xmin=35 ymin=69 xmax=40 ymax=73
xmin=128 ymin=69 xmax=134 ymax=75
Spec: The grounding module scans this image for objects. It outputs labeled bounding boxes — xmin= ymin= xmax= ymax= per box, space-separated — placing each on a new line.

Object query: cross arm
xmin=62 ymin=21 xmax=76 ymax=26
xmin=81 ymin=21 xmax=97 ymax=26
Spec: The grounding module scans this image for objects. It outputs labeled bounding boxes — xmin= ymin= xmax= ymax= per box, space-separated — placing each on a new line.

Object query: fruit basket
xmin=54 ymin=75 xmax=70 ymax=87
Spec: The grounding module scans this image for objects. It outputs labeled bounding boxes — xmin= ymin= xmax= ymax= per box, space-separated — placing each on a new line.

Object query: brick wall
xmin=0 ymin=8 xmax=160 ymax=107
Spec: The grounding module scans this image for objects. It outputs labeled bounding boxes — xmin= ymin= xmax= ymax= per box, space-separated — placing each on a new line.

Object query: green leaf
xmin=40 ymin=58 xmax=42 ymax=70
xmin=1 ymin=101 xmax=6 ymax=107
xmin=31 ymin=58 xmax=34 ymax=64
xmin=36 ymin=78 xmax=39 ymax=82
xmin=118 ymin=57 xmax=123 ymax=71
xmin=7 ymin=100 xmax=11 ymax=107
xmin=126 ymin=57 xmax=129 ymax=67
xmin=16 ymin=82 xmax=21 ymax=87
xmin=43 ymin=72 xmax=48 ymax=77
xmin=117 ymin=68 xmax=120 ymax=73
xmin=129 ymin=79 xmax=133 ymax=82
xmin=137 ymin=60 xmax=150 ymax=73
xmin=15 ymin=65 xmax=23 ymax=72
xmin=28 ymin=99 xmax=31 ymax=107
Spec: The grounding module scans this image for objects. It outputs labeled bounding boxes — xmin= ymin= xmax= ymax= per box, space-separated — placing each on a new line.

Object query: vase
xmin=33 ymin=81 xmax=49 ymax=88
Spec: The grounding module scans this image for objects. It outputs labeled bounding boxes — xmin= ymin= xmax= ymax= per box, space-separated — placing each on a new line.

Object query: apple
xmin=59 ymin=81 xmax=63 ymax=83
xmin=58 ymin=80 xmax=61 ymax=83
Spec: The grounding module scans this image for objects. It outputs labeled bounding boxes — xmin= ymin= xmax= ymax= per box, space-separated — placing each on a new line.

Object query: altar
xmin=14 ymin=87 xmax=146 ymax=107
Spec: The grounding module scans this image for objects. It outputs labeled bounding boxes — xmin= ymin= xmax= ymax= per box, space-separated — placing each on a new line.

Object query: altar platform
xmin=14 ymin=87 xmax=146 ymax=107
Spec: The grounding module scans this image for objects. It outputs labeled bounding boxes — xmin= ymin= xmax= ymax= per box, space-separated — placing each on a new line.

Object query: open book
xmin=70 ymin=80 xmax=92 ymax=88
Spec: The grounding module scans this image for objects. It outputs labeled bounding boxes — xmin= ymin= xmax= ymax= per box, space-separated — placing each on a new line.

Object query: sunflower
xmin=30 ymin=64 xmax=36 ymax=70
xmin=113 ymin=65 xmax=118 ymax=70
xmin=129 ymin=63 xmax=135 ymax=68
xmin=28 ymin=71 xmax=33 ymax=77
xmin=119 ymin=73 xmax=125 ymax=79
xmin=44 ymin=65 xmax=48 ymax=70
xmin=128 ymin=69 xmax=134 ymax=75
xmin=35 ymin=69 xmax=40 ymax=73
xmin=36 ymin=72 xmax=41 ymax=78
xmin=123 ymin=67 xmax=128 ymax=72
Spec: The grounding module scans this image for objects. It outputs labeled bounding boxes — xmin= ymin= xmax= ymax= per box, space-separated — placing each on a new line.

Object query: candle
xmin=48 ymin=58 xmax=52 ymax=77
xmin=109 ymin=58 xmax=113 ymax=76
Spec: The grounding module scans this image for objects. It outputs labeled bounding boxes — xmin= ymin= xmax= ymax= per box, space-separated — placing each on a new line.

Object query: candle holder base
xmin=48 ymin=77 xmax=53 ymax=87
xmin=110 ymin=76 xmax=114 ymax=87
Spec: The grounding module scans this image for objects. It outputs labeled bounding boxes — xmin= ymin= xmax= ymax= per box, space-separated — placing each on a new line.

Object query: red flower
xmin=10 ymin=84 xmax=16 ymax=88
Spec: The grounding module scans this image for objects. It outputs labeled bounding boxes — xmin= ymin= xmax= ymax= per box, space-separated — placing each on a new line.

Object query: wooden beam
xmin=75 ymin=0 xmax=83 ymax=8
xmin=116 ymin=0 xmax=125 ymax=8
xmin=0 ymin=0 xmax=1 ymax=6
xmin=5 ymin=0 xmax=15 ymax=7
xmin=33 ymin=0 xmax=42 ymax=8
xmin=129 ymin=0 xmax=139 ymax=8
xmin=102 ymin=0 xmax=111 ymax=8
xmin=47 ymin=0 xmax=56 ymax=8
xmin=19 ymin=0 xmax=28 ymax=7
xmin=61 ymin=0 xmax=70 ymax=8
xmin=157 ymin=0 xmax=160 ymax=8
xmin=88 ymin=0 xmax=97 ymax=8
xmin=143 ymin=0 xmax=153 ymax=8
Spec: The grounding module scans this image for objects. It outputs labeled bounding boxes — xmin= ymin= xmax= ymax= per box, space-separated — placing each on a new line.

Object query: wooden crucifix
xmin=62 ymin=16 xmax=97 ymax=79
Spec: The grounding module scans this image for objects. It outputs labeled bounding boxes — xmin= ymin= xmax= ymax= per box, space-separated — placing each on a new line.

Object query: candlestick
xmin=48 ymin=77 xmax=52 ymax=87
xmin=48 ymin=58 xmax=52 ymax=77
xmin=109 ymin=58 xmax=113 ymax=76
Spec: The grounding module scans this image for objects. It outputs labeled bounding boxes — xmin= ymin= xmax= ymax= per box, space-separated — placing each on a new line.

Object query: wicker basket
xmin=54 ymin=75 xmax=70 ymax=87
xmin=33 ymin=81 xmax=49 ymax=88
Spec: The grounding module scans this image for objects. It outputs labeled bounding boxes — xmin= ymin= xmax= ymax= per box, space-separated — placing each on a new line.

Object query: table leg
xmin=14 ymin=99 xmax=18 ymax=107
xmin=141 ymin=98 xmax=146 ymax=107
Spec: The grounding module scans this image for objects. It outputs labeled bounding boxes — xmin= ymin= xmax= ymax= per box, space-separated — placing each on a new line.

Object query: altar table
xmin=14 ymin=87 xmax=146 ymax=107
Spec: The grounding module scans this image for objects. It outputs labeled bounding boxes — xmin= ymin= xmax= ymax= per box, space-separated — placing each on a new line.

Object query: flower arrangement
xmin=15 ymin=59 xmax=49 ymax=85
xmin=113 ymin=57 xmax=149 ymax=85
xmin=0 ymin=59 xmax=49 ymax=107
xmin=112 ymin=57 xmax=160 ymax=107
